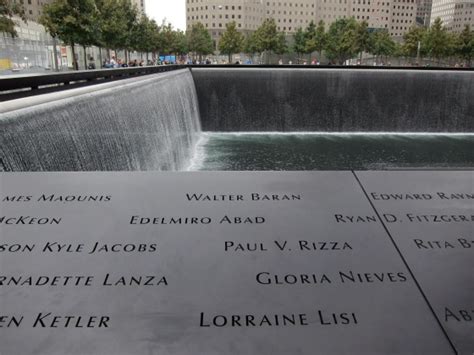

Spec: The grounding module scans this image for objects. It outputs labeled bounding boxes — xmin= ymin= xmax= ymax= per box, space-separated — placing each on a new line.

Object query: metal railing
xmin=1 ymin=64 xmax=472 ymax=102
xmin=0 ymin=65 xmax=184 ymax=102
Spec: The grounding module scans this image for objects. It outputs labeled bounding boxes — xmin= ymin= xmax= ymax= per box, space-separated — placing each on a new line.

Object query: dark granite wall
xmin=191 ymin=68 xmax=474 ymax=132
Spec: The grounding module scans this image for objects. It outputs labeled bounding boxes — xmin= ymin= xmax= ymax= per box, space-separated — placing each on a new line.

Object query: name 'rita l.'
xmin=185 ymin=192 xmax=301 ymax=202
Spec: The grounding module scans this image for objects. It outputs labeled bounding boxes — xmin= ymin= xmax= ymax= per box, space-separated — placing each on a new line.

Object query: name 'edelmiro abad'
xmin=185 ymin=192 xmax=301 ymax=202
xmin=129 ymin=215 xmax=265 ymax=225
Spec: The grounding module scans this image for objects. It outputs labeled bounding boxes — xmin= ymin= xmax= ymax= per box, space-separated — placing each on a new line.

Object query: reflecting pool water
xmin=189 ymin=133 xmax=474 ymax=171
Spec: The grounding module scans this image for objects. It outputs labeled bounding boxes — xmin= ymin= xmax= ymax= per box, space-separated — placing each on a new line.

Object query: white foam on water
xmin=204 ymin=131 xmax=474 ymax=137
xmin=186 ymin=133 xmax=210 ymax=171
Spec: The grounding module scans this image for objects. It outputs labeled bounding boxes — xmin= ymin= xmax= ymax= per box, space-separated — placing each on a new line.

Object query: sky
xmin=145 ymin=0 xmax=186 ymax=31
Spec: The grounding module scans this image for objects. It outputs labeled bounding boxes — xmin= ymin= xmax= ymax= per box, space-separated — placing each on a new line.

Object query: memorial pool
xmin=190 ymin=132 xmax=474 ymax=171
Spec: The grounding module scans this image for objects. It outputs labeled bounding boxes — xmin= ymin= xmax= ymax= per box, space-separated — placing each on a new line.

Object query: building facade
xmin=131 ymin=0 xmax=146 ymax=14
xmin=16 ymin=0 xmax=146 ymax=22
xmin=186 ymin=0 xmax=419 ymax=47
xmin=416 ymin=0 xmax=432 ymax=26
xmin=17 ymin=0 xmax=54 ymax=22
xmin=430 ymin=0 xmax=474 ymax=32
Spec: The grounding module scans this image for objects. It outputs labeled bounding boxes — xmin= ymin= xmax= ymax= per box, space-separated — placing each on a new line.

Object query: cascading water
xmin=0 ymin=69 xmax=201 ymax=172
xmin=1 ymin=68 xmax=473 ymax=172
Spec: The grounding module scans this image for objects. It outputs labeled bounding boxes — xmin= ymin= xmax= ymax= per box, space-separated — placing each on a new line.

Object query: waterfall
xmin=191 ymin=68 xmax=474 ymax=133
xmin=0 ymin=69 xmax=201 ymax=172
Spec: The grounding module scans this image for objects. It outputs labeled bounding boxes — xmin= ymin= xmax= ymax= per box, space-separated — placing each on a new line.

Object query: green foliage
xmin=99 ymin=0 xmax=137 ymax=51
xmin=401 ymin=25 xmax=426 ymax=57
xmin=159 ymin=23 xmax=176 ymax=54
xmin=244 ymin=31 xmax=260 ymax=59
xmin=325 ymin=18 xmax=358 ymax=64
xmin=274 ymin=31 xmax=288 ymax=55
xmin=456 ymin=25 xmax=474 ymax=65
xmin=172 ymin=29 xmax=188 ymax=55
xmin=303 ymin=20 xmax=326 ymax=58
xmin=253 ymin=18 xmax=285 ymax=63
xmin=187 ymin=22 xmax=214 ymax=58
xmin=354 ymin=20 xmax=371 ymax=58
xmin=293 ymin=27 xmax=306 ymax=57
xmin=304 ymin=20 xmax=317 ymax=54
xmin=41 ymin=0 xmax=98 ymax=69
xmin=369 ymin=30 xmax=396 ymax=59
xmin=218 ymin=21 xmax=244 ymax=62
xmin=422 ymin=17 xmax=451 ymax=62
xmin=41 ymin=0 xmax=97 ymax=45
xmin=254 ymin=18 xmax=278 ymax=53
xmin=131 ymin=15 xmax=157 ymax=54
xmin=314 ymin=20 xmax=327 ymax=57
xmin=0 ymin=0 xmax=26 ymax=37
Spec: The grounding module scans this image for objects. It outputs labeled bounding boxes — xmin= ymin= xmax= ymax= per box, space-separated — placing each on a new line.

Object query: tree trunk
xmin=71 ymin=42 xmax=78 ymax=70
xmin=83 ymin=45 xmax=88 ymax=70
xmin=359 ymin=51 xmax=363 ymax=64
xmin=52 ymin=37 xmax=59 ymax=71
xmin=98 ymin=47 xmax=103 ymax=68
xmin=228 ymin=53 xmax=232 ymax=64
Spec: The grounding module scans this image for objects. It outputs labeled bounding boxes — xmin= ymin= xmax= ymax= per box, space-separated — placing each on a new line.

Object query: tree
xmin=325 ymin=18 xmax=358 ymax=65
xmin=274 ymin=31 xmax=288 ymax=56
xmin=159 ymin=23 xmax=176 ymax=55
xmin=0 ymin=0 xmax=26 ymax=37
xmin=314 ymin=20 xmax=327 ymax=61
xmin=96 ymin=0 xmax=138 ymax=61
xmin=218 ymin=21 xmax=244 ymax=63
xmin=402 ymin=25 xmax=426 ymax=61
xmin=369 ymin=30 xmax=396 ymax=64
xmin=131 ymin=15 xmax=157 ymax=61
xmin=423 ymin=17 xmax=451 ymax=64
xmin=304 ymin=20 xmax=327 ymax=62
xmin=254 ymin=18 xmax=279 ymax=63
xmin=455 ymin=25 xmax=474 ymax=66
xmin=354 ymin=20 xmax=370 ymax=63
xmin=293 ymin=27 xmax=306 ymax=62
xmin=41 ymin=0 xmax=98 ymax=70
xmin=304 ymin=20 xmax=317 ymax=60
xmin=187 ymin=22 xmax=214 ymax=61
xmin=244 ymin=32 xmax=260 ymax=63
xmin=172 ymin=29 xmax=188 ymax=58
